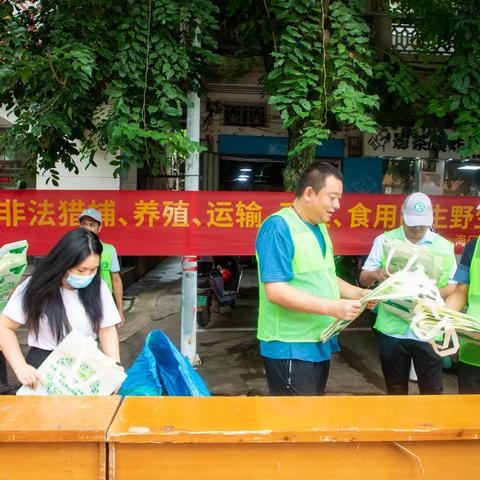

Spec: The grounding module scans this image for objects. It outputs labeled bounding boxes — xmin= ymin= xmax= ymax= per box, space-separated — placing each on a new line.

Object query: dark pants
xmin=0 ymin=351 xmax=7 ymax=384
xmin=26 ymin=347 xmax=52 ymax=369
xmin=378 ymin=333 xmax=443 ymax=395
xmin=458 ymin=362 xmax=480 ymax=394
xmin=263 ymin=357 xmax=330 ymax=396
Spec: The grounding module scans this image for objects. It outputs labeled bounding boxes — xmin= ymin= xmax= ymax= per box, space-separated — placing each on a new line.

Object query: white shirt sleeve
xmin=361 ymin=234 xmax=386 ymax=272
xmin=2 ymin=278 xmax=30 ymax=325
xmin=110 ymin=246 xmax=120 ymax=273
xmin=99 ymin=280 xmax=122 ymax=328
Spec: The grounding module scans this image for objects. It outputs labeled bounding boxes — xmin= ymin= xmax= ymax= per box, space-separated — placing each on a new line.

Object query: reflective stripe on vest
xmin=374 ymin=227 xmax=454 ymax=335
xmin=257 ymin=207 xmax=340 ymax=342
xmin=100 ymin=242 xmax=114 ymax=292
xmin=462 ymin=238 xmax=480 ymax=366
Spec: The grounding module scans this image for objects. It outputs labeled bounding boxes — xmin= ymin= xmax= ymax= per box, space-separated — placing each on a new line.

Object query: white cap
xmin=79 ymin=208 xmax=102 ymax=225
xmin=402 ymin=192 xmax=433 ymax=227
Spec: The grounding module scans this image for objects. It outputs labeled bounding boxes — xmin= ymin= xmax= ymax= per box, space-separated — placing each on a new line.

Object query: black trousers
xmin=0 ymin=351 xmax=7 ymax=384
xmin=378 ymin=333 xmax=443 ymax=395
xmin=458 ymin=362 xmax=480 ymax=394
xmin=25 ymin=347 xmax=52 ymax=369
xmin=263 ymin=357 xmax=330 ymax=396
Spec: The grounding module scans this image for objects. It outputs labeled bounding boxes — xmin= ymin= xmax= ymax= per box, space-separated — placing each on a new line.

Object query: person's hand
xmin=117 ymin=311 xmax=126 ymax=329
xmin=13 ymin=363 xmax=43 ymax=390
xmin=358 ymin=288 xmax=377 ymax=310
xmin=350 ymin=287 xmax=372 ymax=301
xmin=372 ymin=268 xmax=390 ymax=284
xmin=365 ymin=300 xmax=378 ymax=310
xmin=330 ymin=299 xmax=362 ymax=321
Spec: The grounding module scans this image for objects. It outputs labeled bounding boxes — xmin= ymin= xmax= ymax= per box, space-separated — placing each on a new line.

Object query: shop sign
xmin=365 ymin=128 xmax=464 ymax=160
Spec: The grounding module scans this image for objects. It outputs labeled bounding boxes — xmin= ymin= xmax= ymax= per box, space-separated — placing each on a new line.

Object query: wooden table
xmin=108 ymin=395 xmax=480 ymax=480
xmin=0 ymin=396 xmax=121 ymax=480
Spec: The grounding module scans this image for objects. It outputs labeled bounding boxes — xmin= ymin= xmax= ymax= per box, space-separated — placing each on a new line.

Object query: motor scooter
xmin=197 ymin=256 xmax=242 ymax=327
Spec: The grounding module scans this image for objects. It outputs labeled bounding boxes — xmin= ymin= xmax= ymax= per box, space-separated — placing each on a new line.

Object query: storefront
xmin=358 ymin=128 xmax=480 ymax=196
xmin=206 ymin=134 xmax=344 ymax=191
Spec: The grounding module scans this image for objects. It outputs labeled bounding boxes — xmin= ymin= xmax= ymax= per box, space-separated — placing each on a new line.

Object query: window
xmin=223 ymin=104 xmax=267 ymax=128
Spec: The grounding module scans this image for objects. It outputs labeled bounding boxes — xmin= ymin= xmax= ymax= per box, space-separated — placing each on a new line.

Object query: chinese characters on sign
xmin=368 ymin=128 xmax=464 ymax=153
xmin=0 ymin=198 xmax=265 ymax=230
xmin=0 ymin=191 xmax=477 ymax=256
xmin=368 ymin=128 xmax=463 ymax=152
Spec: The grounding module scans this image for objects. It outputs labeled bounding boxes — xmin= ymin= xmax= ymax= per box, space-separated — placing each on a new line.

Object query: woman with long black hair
xmin=0 ymin=228 xmax=121 ymax=389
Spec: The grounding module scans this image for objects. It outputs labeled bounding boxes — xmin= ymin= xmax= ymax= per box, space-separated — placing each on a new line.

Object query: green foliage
xmin=3 ymin=0 xmax=479 ymax=192
xmin=265 ymin=0 xmax=378 ymax=190
xmin=441 ymin=2 xmax=480 ymax=156
xmin=0 ymin=0 xmax=217 ymax=184
xmin=384 ymin=0 xmax=480 ymax=157
xmin=374 ymin=53 xmax=425 ymax=107
xmin=329 ymin=2 xmax=379 ymax=133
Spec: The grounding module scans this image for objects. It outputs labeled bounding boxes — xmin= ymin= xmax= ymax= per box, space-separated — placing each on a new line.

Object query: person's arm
xmin=111 ymin=272 xmax=126 ymax=327
xmin=264 ymin=282 xmax=362 ymax=321
xmin=98 ymin=325 xmax=121 ymax=363
xmin=337 ymin=277 xmax=371 ymax=300
xmin=0 ymin=314 xmax=42 ymax=389
xmin=439 ymin=284 xmax=456 ymax=299
xmin=358 ymin=234 xmax=389 ymax=288
xmin=444 ymin=283 xmax=468 ymax=312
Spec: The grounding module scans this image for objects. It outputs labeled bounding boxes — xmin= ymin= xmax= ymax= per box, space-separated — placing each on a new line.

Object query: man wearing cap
xmin=359 ymin=192 xmax=456 ymax=395
xmin=445 ymin=228 xmax=480 ymax=393
xmin=79 ymin=208 xmax=126 ymax=327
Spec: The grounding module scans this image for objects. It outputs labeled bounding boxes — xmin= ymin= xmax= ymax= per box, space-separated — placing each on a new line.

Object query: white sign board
xmin=364 ymin=129 xmax=463 ymax=160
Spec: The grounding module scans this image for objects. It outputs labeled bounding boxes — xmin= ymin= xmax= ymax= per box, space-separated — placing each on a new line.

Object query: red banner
xmin=0 ymin=191 xmax=478 ymax=256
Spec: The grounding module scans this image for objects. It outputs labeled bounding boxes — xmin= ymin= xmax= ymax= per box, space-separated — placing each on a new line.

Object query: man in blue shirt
xmin=256 ymin=162 xmax=371 ymax=396
xmin=446 ymin=237 xmax=480 ymax=393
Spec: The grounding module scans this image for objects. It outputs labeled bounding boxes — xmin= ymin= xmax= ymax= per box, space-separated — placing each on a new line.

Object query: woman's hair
xmin=23 ymin=228 xmax=104 ymax=342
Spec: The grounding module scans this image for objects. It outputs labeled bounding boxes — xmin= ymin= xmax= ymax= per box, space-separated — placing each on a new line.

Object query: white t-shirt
xmin=3 ymin=277 xmax=121 ymax=350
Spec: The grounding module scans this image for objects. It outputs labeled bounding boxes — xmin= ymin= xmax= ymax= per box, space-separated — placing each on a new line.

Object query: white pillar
xmin=181 ymin=65 xmax=201 ymax=365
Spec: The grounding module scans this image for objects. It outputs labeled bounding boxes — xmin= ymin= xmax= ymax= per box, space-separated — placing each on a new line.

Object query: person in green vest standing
xmin=445 ymin=233 xmax=480 ymax=393
xmin=256 ymin=162 xmax=372 ymax=396
xmin=78 ymin=208 xmax=126 ymax=327
xmin=359 ymin=192 xmax=457 ymax=395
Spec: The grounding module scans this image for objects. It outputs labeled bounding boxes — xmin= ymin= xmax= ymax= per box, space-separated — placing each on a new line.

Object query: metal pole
xmin=414 ymin=157 xmax=422 ymax=191
xmin=181 ymin=32 xmax=201 ymax=365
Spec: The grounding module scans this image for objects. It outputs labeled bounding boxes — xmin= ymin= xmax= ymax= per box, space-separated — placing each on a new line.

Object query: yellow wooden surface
xmin=0 ymin=396 xmax=120 ymax=480
xmin=108 ymin=396 xmax=480 ymax=480
xmin=111 ymin=441 xmax=480 ymax=480
xmin=0 ymin=442 xmax=105 ymax=480
xmin=0 ymin=396 xmax=121 ymax=442
xmin=107 ymin=395 xmax=480 ymax=443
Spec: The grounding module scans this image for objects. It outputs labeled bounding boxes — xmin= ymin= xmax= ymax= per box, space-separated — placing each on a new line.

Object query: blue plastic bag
xmin=118 ymin=333 xmax=163 ymax=396
xmin=119 ymin=329 xmax=210 ymax=397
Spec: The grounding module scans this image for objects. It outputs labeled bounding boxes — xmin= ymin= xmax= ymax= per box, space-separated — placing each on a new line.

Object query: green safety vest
xmin=257 ymin=207 xmax=340 ymax=342
xmin=462 ymin=238 xmax=480 ymax=366
xmin=100 ymin=242 xmax=114 ymax=292
xmin=374 ymin=227 xmax=454 ymax=335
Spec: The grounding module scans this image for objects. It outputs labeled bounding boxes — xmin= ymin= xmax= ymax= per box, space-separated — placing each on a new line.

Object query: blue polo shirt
xmin=453 ymin=238 xmax=476 ymax=284
xmin=256 ymin=214 xmax=340 ymax=362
